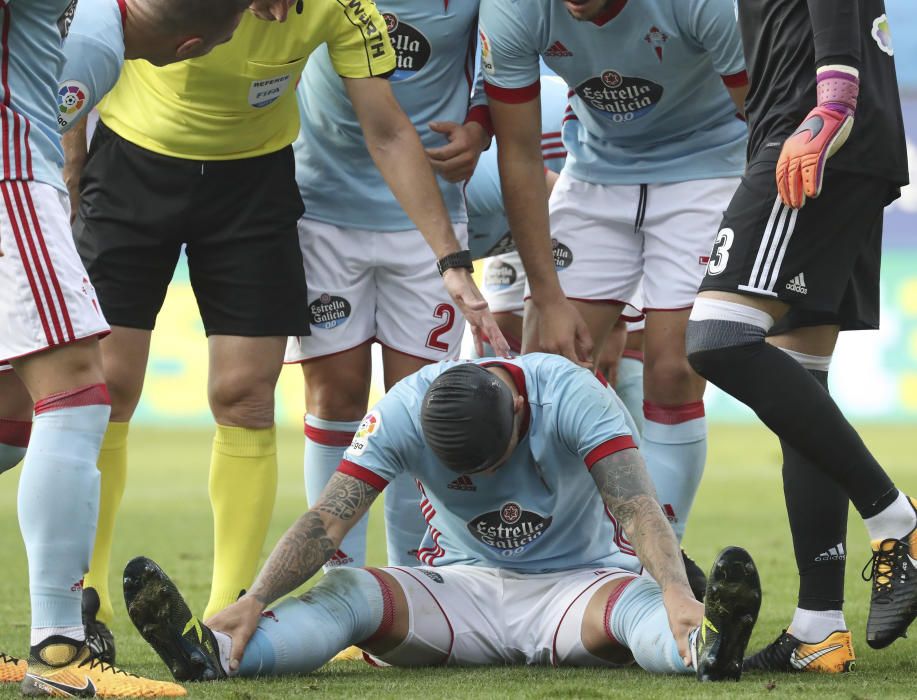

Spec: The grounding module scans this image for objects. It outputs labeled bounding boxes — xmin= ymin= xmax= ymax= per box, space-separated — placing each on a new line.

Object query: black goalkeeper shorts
xmin=698 ymin=153 xmax=897 ymax=331
xmin=74 ymin=121 xmax=309 ymax=337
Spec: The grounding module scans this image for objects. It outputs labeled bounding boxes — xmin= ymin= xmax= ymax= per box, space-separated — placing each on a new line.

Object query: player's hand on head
xmin=661 ymin=587 xmax=704 ymax=667
xmin=204 ymin=595 xmax=265 ymax=674
xmin=523 ymin=297 xmax=593 ymax=367
xmin=441 ymin=268 xmax=511 ymax=357
xmin=425 ymin=121 xmax=489 ymax=183
xmin=248 ymin=0 xmax=296 ymax=22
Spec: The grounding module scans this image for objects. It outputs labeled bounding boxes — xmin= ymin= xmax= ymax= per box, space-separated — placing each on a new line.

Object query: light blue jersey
xmin=479 ymin=0 xmax=747 ymax=185
xmin=0 ymin=0 xmax=78 ymax=191
xmin=339 ymin=353 xmax=641 ymax=573
xmin=57 ymin=0 xmax=124 ymax=132
xmin=294 ymin=0 xmax=485 ymax=232
xmin=467 ymin=74 xmax=568 ymax=260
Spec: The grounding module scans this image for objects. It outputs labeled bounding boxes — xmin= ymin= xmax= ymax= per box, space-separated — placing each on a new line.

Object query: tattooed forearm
xmin=591 ymin=448 xmax=691 ymax=593
xmin=248 ymin=473 xmax=380 ymax=606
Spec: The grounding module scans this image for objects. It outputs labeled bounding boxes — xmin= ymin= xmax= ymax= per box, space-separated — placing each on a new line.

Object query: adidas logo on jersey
xmin=545 ymin=40 xmax=573 ymax=57
xmin=815 ymin=543 xmax=846 ymax=562
xmin=786 ymin=273 xmax=809 ymax=295
xmin=447 ymin=475 xmax=476 ymax=491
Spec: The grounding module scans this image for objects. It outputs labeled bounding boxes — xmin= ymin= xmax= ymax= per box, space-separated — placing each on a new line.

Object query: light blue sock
xmin=608 ymin=576 xmax=691 ymax=674
xmin=384 ymin=474 xmax=427 ymax=566
xmin=615 ymin=358 xmax=644 ymax=437
xmin=18 ymin=390 xmax=109 ymax=633
xmin=641 ymin=402 xmax=707 ymax=542
xmin=0 ymin=418 xmax=31 ymax=474
xmin=304 ymin=415 xmax=366 ymax=569
xmin=237 ymin=568 xmax=385 ymax=676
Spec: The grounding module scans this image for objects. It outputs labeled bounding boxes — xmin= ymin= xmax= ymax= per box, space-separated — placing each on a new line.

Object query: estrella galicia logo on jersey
xmin=382 ymin=13 xmax=431 ymax=80
xmin=467 ymin=502 xmax=553 ymax=554
xmin=57 ymin=0 xmax=78 ymax=41
xmin=484 ymin=261 xmax=517 ymax=290
xmin=309 ymin=293 xmax=351 ymax=329
xmin=419 ymin=569 xmax=444 ymax=584
xmin=347 ymin=410 xmax=381 ymax=457
xmin=552 ymin=239 xmax=573 ymax=270
xmin=57 ymin=80 xmax=88 ymax=130
xmin=871 ymin=14 xmax=894 ymax=56
xmin=574 ymin=70 xmax=664 ymax=123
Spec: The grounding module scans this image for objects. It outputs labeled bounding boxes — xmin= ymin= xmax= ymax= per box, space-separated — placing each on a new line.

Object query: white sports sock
xmin=789 ymin=608 xmax=846 ymax=644
xmin=213 ymin=630 xmax=233 ymax=675
xmin=864 ymin=491 xmax=917 ymax=542
xmin=31 ymin=626 xmax=85 ymax=647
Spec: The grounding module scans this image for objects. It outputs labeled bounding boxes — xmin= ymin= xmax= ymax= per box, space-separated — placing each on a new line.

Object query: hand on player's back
xmin=523 ymin=297 xmax=593 ymax=367
xmin=206 ymin=595 xmax=265 ymax=674
xmin=441 ymin=268 xmax=511 ymax=357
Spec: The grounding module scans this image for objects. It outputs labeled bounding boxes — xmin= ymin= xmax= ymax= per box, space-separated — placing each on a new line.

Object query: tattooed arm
xmin=247 ymin=472 xmax=380 ymax=606
xmin=591 ymin=447 xmax=702 ymax=663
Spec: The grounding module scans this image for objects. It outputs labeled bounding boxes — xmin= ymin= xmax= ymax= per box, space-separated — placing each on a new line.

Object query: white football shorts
xmin=0 ymin=180 xmax=108 ymax=365
xmin=364 ymin=564 xmax=637 ymax=667
xmin=285 ymin=219 xmax=467 ymax=363
xmin=526 ymin=172 xmax=741 ymax=311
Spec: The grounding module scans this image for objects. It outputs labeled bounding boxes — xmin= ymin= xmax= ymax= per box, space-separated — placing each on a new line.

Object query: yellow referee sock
xmin=83 ymin=421 xmax=129 ymax=626
xmin=204 ymin=424 xmax=278 ymax=620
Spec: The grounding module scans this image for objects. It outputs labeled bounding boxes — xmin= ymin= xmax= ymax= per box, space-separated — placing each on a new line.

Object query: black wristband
xmin=437 ymin=250 xmax=474 ymax=276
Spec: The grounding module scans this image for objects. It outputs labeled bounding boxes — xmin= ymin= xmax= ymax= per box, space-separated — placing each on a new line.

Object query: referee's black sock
xmin=685 ymin=310 xmax=897 ymax=519
xmin=779 ymin=363 xmax=847 ymax=613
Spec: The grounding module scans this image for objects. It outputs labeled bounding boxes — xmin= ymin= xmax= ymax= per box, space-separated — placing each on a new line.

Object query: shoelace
xmin=748 ymin=631 xmax=795 ymax=668
xmin=861 ymin=541 xmax=903 ymax=599
xmin=78 ymin=656 xmax=137 ymax=678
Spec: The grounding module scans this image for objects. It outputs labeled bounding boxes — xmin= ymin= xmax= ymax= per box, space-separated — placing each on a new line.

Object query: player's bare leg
xmin=204 ymin=335 xmax=286 ymax=619
xmin=0 ymin=370 xmax=34 ymax=474
xmin=688 ymin=290 xmax=917 ymax=648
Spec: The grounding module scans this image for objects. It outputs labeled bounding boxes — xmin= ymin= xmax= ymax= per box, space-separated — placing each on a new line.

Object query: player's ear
xmin=174 ymin=37 xmax=205 ymax=62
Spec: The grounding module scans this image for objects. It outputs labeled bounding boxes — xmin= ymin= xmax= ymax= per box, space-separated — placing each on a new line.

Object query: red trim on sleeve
xmin=464 ymin=104 xmax=494 ymax=138
xmin=642 ymin=400 xmax=705 ymax=425
xmin=484 ymin=79 xmax=541 ymax=105
xmin=115 ymin=0 xmax=128 ymax=27
xmin=304 ymin=424 xmax=355 ymax=447
xmin=585 ymin=436 xmax=637 ymax=469
xmin=721 ymin=70 xmax=748 ymax=88
xmin=337 ymin=460 xmax=390 ymax=491
xmin=0 ymin=418 xmax=31 ymax=447
xmin=34 ymin=384 xmax=111 ymax=415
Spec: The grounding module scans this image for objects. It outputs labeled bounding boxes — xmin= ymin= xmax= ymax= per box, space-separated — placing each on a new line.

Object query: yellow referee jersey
xmin=97 ymin=1 xmax=395 ymax=160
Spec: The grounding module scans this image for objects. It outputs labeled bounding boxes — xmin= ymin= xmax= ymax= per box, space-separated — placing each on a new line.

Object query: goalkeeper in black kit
xmin=685 ymin=0 xmax=914 ymax=673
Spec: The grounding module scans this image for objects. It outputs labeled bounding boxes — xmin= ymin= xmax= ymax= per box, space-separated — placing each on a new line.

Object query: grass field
xmin=1 ymin=424 xmax=915 ymax=699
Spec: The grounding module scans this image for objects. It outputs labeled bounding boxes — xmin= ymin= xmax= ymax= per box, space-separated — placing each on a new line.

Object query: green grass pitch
xmin=1 ymin=424 xmax=915 ymax=699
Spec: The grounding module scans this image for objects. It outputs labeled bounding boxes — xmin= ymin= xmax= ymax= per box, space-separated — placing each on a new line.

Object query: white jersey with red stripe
xmin=0 ymin=0 xmax=76 ymax=191
xmin=338 ymin=353 xmax=641 ymax=573
xmin=466 ymin=74 xmax=568 ymax=260
xmin=478 ymin=0 xmax=747 ymax=185
xmin=56 ymin=0 xmax=125 ymax=132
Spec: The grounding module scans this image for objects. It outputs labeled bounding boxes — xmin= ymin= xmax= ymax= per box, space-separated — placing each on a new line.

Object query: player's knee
xmin=305 ymin=370 xmax=371 ymax=421
xmin=685 ymin=298 xmax=774 ymax=376
xmin=208 ymin=373 xmax=275 ymax=428
xmin=644 ymin=355 xmax=695 ymax=400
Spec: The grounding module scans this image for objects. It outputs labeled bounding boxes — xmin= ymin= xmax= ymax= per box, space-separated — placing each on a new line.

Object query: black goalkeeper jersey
xmin=739 ymin=0 xmax=908 ymax=188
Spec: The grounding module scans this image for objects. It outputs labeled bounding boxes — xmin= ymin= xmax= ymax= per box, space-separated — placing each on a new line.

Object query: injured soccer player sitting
xmin=124 ymin=354 xmax=762 ymax=682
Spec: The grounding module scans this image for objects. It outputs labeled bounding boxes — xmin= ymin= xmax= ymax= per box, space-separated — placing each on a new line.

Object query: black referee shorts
xmin=74 ymin=121 xmax=309 ymax=337
xmin=699 ymin=153 xmax=894 ymax=332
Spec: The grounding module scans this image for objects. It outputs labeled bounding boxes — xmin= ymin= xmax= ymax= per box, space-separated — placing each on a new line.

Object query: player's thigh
xmin=542 ymin=172 xmax=643 ymax=305
xmin=300 ymin=343 xmax=373 ymax=421
xmin=381 ymin=346 xmax=432 ymax=392
xmin=285 ymin=219 xmax=377 ymax=364
xmin=74 ymin=121 xmax=184 ymax=332
xmin=186 ymin=146 xmax=308 ymax=339
xmin=375 ymin=227 xmax=467 ymax=362
xmin=641 ymin=176 xmax=739 ymax=312
xmin=0 ymin=180 xmax=108 ymax=396
xmin=0 ymin=366 xmax=34 ymax=420
xmin=363 ymin=566 xmax=504 ymax=667
xmin=698 ymin=158 xmax=889 ymax=320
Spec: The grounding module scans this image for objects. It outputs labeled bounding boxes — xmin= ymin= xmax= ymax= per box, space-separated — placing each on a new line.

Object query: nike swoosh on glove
xmin=776 ymin=68 xmax=859 ymax=209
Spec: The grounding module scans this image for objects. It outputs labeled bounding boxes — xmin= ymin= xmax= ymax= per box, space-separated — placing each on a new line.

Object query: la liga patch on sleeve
xmin=346 ymin=410 xmax=382 ymax=457
xmin=57 ymin=80 xmax=89 ymax=130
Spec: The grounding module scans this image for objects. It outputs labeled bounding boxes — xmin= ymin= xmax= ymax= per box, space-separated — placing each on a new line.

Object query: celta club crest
xmin=644 ymin=26 xmax=668 ymax=62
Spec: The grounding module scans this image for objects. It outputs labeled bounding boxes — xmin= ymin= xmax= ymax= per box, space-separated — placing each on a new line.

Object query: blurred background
xmin=130 ymin=1 xmax=917 ymax=427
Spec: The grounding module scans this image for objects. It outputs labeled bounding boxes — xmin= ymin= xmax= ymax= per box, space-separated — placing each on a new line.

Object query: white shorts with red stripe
xmin=364 ymin=564 xmax=636 ymax=667
xmin=0 ymin=180 xmax=108 ymax=364
xmin=285 ymin=218 xmax=466 ymax=364
xmin=526 ymin=172 xmax=740 ymax=312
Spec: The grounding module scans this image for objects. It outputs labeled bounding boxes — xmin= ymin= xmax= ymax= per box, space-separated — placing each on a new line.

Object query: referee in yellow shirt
xmin=69 ymin=0 xmax=505 ymax=659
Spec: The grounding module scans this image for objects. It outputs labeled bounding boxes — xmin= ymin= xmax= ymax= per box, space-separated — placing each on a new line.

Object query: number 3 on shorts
xmin=706 ymin=227 xmax=734 ymax=276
